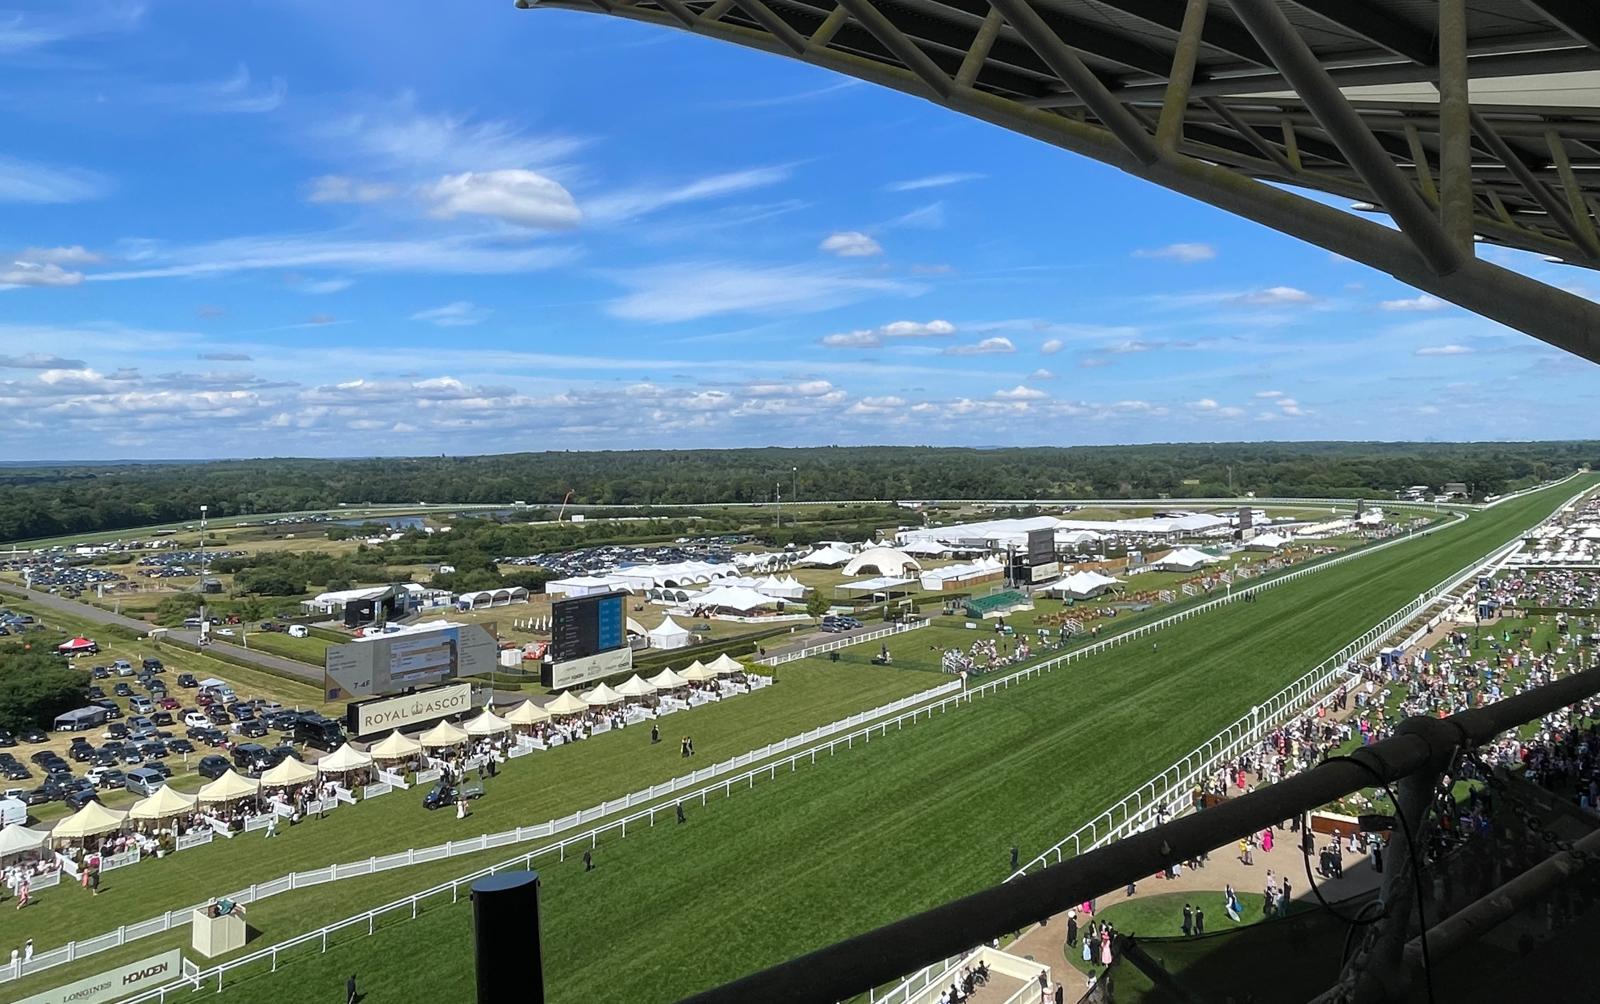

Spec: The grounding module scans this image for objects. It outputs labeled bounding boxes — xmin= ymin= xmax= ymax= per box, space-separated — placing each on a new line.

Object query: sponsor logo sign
xmin=18 ymin=950 xmax=184 ymax=1004
xmin=350 ymin=682 xmax=474 ymax=737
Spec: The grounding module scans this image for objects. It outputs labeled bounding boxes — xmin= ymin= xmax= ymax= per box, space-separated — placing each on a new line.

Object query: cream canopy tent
xmin=417 ymin=720 xmax=469 ymax=748
xmin=842 ymin=546 xmax=921 ymax=577
xmin=260 ymin=756 xmax=317 ymax=788
xmin=681 ymin=663 xmax=717 ymax=683
xmin=128 ymin=785 xmax=198 ymax=821
xmin=614 ymin=674 xmax=657 ymax=699
xmin=708 ymin=653 xmax=744 ymax=675
xmin=368 ymin=730 xmax=423 ymax=761
xmin=198 ymin=769 xmax=260 ymax=803
xmin=316 ymin=743 xmax=375 ymax=773
xmin=545 ymin=691 xmax=591 ymax=717
xmin=465 ymin=708 xmax=512 ymax=736
xmin=1245 ymin=533 xmax=1289 ymax=551
xmin=647 ymin=615 xmax=692 ymax=651
xmin=647 ymin=667 xmax=688 ymax=690
xmin=52 ymin=801 xmax=127 ymax=841
xmin=0 ymin=823 xmax=49 ymax=858
xmin=581 ymin=682 xmax=624 ymax=706
xmin=505 ymin=700 xmax=552 ymax=726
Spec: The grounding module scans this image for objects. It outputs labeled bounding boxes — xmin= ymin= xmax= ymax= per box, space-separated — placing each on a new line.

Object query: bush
xmin=0 ymin=644 xmax=84 ymax=731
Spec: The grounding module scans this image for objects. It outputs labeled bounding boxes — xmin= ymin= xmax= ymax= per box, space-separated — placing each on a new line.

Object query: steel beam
xmin=1072 ymin=0 xmax=1270 ymax=67
xmin=1228 ymin=0 xmax=1461 ymax=275
xmin=698 ymin=0 xmax=734 ymax=22
xmin=1525 ymin=0 xmax=1600 ymax=50
xmin=1473 ymin=111 xmax=1600 ymax=260
xmin=1284 ymin=0 xmax=1436 ymax=65
xmin=1403 ymin=124 xmax=1438 ymax=204
xmin=1548 ymin=130 xmax=1600 ymax=252
xmin=808 ymin=3 xmax=848 ymax=46
xmin=1203 ymin=98 xmax=1294 ymax=173
xmin=1280 ymin=117 xmax=1301 ymax=171
xmin=1157 ymin=0 xmax=1209 ymax=151
xmin=955 ymin=6 xmax=1003 ymax=90
xmin=1438 ymin=0 xmax=1474 ymax=254
xmin=833 ymin=0 xmax=952 ymax=96
xmin=987 ymin=0 xmax=1157 ymax=164
xmin=730 ymin=0 xmax=808 ymax=52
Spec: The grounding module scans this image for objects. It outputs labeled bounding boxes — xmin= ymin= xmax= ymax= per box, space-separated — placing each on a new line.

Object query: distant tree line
xmin=1 ymin=442 xmax=1593 ymax=542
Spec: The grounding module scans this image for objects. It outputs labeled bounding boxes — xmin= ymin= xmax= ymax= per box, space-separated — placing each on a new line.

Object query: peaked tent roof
xmin=52 ymin=800 xmax=127 ymax=840
xmin=681 ymin=663 xmax=717 ymax=682
xmin=259 ymin=756 xmax=317 ymax=788
xmin=368 ymin=730 xmax=423 ymax=759
xmin=691 ymin=584 xmax=782 ymax=612
xmin=797 ymin=544 xmax=853 ymax=567
xmin=708 ymin=653 xmax=744 ymax=675
xmin=505 ymin=700 xmax=552 ymax=725
xmin=614 ymin=674 xmax=657 ymax=698
xmin=648 ymin=615 xmax=690 ymax=638
xmin=647 ymin=667 xmax=687 ymax=689
xmin=128 ymin=784 xmax=199 ymax=820
xmin=842 ymin=546 xmax=921 ymax=577
xmin=581 ymin=682 xmax=625 ymax=705
xmin=465 ymin=708 xmax=512 ymax=735
xmin=417 ymin=720 xmax=469 ymax=747
xmin=316 ymin=742 xmax=375 ymax=773
xmin=0 ymin=822 xmax=49 ymax=856
xmin=1153 ymin=547 xmax=1220 ymax=569
xmin=198 ymin=769 xmax=260 ymax=803
xmin=545 ymin=691 xmax=591 ymax=716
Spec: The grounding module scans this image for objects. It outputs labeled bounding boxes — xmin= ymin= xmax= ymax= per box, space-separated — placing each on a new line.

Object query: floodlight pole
xmin=199 ymin=505 xmax=209 ymax=631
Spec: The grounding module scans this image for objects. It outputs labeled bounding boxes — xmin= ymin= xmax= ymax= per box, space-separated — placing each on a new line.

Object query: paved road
xmin=169 ymin=633 xmax=325 ymax=686
xmin=0 ymin=582 xmax=151 ymax=633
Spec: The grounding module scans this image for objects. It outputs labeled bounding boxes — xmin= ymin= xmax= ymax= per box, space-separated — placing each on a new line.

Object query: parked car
xmin=142 ymin=658 xmax=164 ymax=672
xmin=129 ymin=696 xmax=154 ymax=714
xmin=0 ymin=762 xmax=31 ymax=781
xmin=177 ymin=673 xmax=199 ymax=688
xmin=165 ymin=738 xmax=195 ymax=755
xmin=91 ymin=699 xmax=123 ymax=719
xmin=113 ymin=682 xmax=135 ymax=698
xmin=205 ymin=706 xmax=231 ymax=725
xmin=422 ymin=780 xmax=483 ymax=810
xmin=151 ymin=711 xmax=174 ymax=727
xmin=143 ymin=761 xmax=173 ymax=780
xmin=85 ymin=686 xmax=106 ymax=701
xmin=238 ymin=719 xmax=268 ymax=739
xmin=157 ymin=696 xmax=180 ymax=710
xmin=113 ymin=660 xmax=135 ymax=676
xmin=87 ymin=765 xmax=126 ymax=789
xmin=102 ymin=722 xmax=129 ymax=740
xmin=194 ymin=691 xmax=215 ymax=707
xmin=23 ymin=784 xmax=59 ymax=805
xmin=0 ymin=729 xmax=13 ymax=748
xmin=69 ymin=741 xmax=97 ymax=763
xmin=232 ymin=743 xmax=272 ymax=773
xmin=124 ymin=767 xmax=167 ymax=796
xmin=20 ymin=727 xmax=46 ymax=743
xmin=196 ymin=754 xmax=231 ymax=779
xmin=64 ymin=787 xmax=100 ymax=810
xmin=139 ymin=740 xmax=169 ymax=760
xmin=89 ymin=664 xmax=110 ymax=679
xmin=28 ymin=749 xmax=60 ymax=766
xmin=269 ymin=744 xmax=302 ymax=764
xmin=183 ymin=711 xmax=211 ymax=729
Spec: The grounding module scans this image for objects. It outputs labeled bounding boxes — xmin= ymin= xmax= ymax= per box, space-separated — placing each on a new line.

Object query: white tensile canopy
xmin=464 ymin=708 xmax=512 ymax=736
xmin=898 ymin=538 xmax=950 ymax=556
xmin=505 ymin=700 xmax=552 ymax=726
xmin=648 ymin=615 xmax=692 ymax=650
xmin=581 ymin=682 xmax=624 ymax=706
xmin=0 ymin=823 xmax=49 ymax=857
xmin=842 ymin=547 xmax=922 ymax=577
xmin=417 ymin=720 xmax=470 ymax=748
xmin=1043 ymin=570 xmax=1123 ymax=599
xmin=647 ymin=667 xmax=688 ymax=690
xmin=708 ymin=653 xmax=744 ymax=675
xmin=129 ymin=785 xmax=199 ymax=820
xmin=681 ymin=663 xmax=718 ymax=683
xmin=316 ymin=743 xmax=375 ymax=773
xmin=691 ymin=585 xmax=782 ymax=612
xmin=1150 ymin=547 xmax=1220 ymax=572
xmin=1246 ymin=533 xmax=1289 ymax=551
xmin=797 ymin=544 xmax=854 ymax=567
xmin=198 ymin=769 xmax=260 ymax=803
xmin=259 ymin=756 xmax=317 ymax=788
xmin=52 ymin=801 xmax=127 ymax=841
xmin=545 ymin=691 xmax=591 ymax=717
xmin=368 ymin=730 xmax=423 ymax=760
xmin=614 ymin=674 xmax=657 ymax=699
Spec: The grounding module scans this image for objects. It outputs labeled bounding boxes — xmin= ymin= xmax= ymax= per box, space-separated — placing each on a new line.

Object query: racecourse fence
xmin=6 ymin=489 xmax=1560 ymax=996
xmin=759 ymin=619 xmax=930 ymax=667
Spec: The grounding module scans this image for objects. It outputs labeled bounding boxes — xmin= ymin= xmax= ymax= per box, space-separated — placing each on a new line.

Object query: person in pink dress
xmin=1262 ymin=828 xmax=1274 ymax=853
xmin=1098 ymin=927 xmax=1112 ymax=966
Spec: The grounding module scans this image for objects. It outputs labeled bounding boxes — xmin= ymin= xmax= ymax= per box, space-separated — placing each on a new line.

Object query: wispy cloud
xmin=944 ymin=337 xmax=1014 ymax=356
xmin=1133 ymin=242 xmax=1216 ymax=263
xmin=320 ymin=103 xmax=587 ymax=176
xmin=144 ymin=63 xmax=286 ymax=115
xmin=198 ymin=352 xmax=252 ymax=362
xmin=16 ymin=245 xmax=102 ymax=265
xmin=0 ymin=262 xmax=84 ymax=289
xmin=819 ymin=231 xmax=882 ymax=257
xmin=880 ymin=202 xmax=945 ymax=230
xmin=0 ymin=156 xmax=111 ymax=203
xmin=0 ymin=4 xmax=144 ymax=56
xmin=0 ymin=353 xmax=87 ymax=368
xmin=995 ymin=384 xmax=1046 ymax=400
xmin=584 ymin=166 xmax=790 ymax=226
xmin=820 ymin=319 xmax=954 ymax=347
xmin=426 ymin=169 xmax=581 ymax=229
xmin=1381 ymin=294 xmax=1445 ymax=312
xmin=715 ymin=80 xmax=862 ymax=109
xmin=1415 ymin=344 xmax=1472 ymax=356
xmin=606 ymin=261 xmax=923 ymax=323
xmin=306 ymin=175 xmax=400 ymax=204
xmin=410 ymin=301 xmax=491 ymax=327
xmin=883 ymin=173 xmax=984 ymax=193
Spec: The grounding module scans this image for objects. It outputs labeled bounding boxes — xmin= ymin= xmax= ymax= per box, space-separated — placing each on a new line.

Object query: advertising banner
xmin=18 ymin=950 xmax=184 ymax=1004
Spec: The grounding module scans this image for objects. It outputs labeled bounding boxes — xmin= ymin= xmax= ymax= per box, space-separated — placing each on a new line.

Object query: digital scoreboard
xmin=544 ymin=591 xmax=632 ymax=690
xmin=324 ymin=622 xmax=498 ymax=701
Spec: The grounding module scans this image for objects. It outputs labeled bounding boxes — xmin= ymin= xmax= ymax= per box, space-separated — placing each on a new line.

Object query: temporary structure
xmin=544 ymin=691 xmax=590 ymax=717
xmin=689 ymin=585 xmax=782 ymax=613
xmin=417 ymin=720 xmax=469 ymax=748
xmin=464 ymin=708 xmax=511 ymax=736
xmin=1244 ymin=533 xmax=1289 ymax=551
xmin=614 ymin=674 xmax=657 ymax=699
xmin=52 ymin=801 xmax=127 ymax=842
xmin=0 ymin=823 xmax=49 ymax=859
xmin=198 ymin=770 xmax=260 ymax=803
xmin=681 ymin=663 xmax=718 ymax=683
xmin=797 ymin=544 xmax=853 ymax=567
xmin=259 ymin=756 xmax=317 ymax=788
xmin=708 ymin=653 xmax=744 ymax=675
xmin=581 ymin=682 xmax=624 ymax=706
xmin=646 ymin=667 xmax=688 ymax=690
xmin=316 ymin=743 xmax=375 ymax=774
xmin=368 ymin=730 xmax=423 ymax=761
xmin=505 ymin=701 xmax=552 ymax=727
xmin=56 ymin=636 xmax=97 ymax=654
xmin=1043 ymin=571 xmax=1122 ymax=600
xmin=647 ymin=615 xmax=692 ymax=651
xmin=1149 ymin=547 xmax=1219 ymax=572
xmin=842 ymin=547 xmax=922 ymax=577
xmin=128 ymin=785 xmax=199 ymax=821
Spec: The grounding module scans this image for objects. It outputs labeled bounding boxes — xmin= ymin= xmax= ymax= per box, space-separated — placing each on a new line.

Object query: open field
xmin=6 ymin=478 xmax=1583 ymax=1003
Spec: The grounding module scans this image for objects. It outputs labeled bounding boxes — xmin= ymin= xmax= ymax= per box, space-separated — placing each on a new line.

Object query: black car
xmin=20 ymin=727 xmax=46 ymax=743
xmin=91 ymin=665 xmax=110 ymax=679
xmin=142 ymin=658 xmax=164 ymax=672
xmin=113 ymin=682 xmax=135 ymax=697
xmin=177 ymin=673 xmax=198 ymax=688
xmin=232 ymin=743 xmax=272 ymax=773
xmin=165 ymin=737 xmax=195 ymax=754
xmin=151 ymin=711 xmax=174 ymax=727
xmin=0 ymin=762 xmax=31 ymax=781
xmin=139 ymin=741 xmax=169 ymax=759
xmin=69 ymin=743 xmax=97 ymax=763
xmin=91 ymin=699 xmax=123 ymax=719
xmin=29 ymin=749 xmax=60 ymax=766
xmin=64 ymin=787 xmax=99 ymax=810
xmin=90 ymin=750 xmax=120 ymax=768
xmin=23 ymin=784 xmax=59 ymax=805
xmin=239 ymin=719 xmax=268 ymax=739
xmin=85 ymin=686 xmax=105 ymax=700
xmin=205 ymin=706 xmax=230 ymax=725
xmin=119 ymin=747 xmax=144 ymax=765
xmin=0 ymin=729 xmax=13 ymax=748
xmin=196 ymin=754 xmax=231 ymax=779
xmin=270 ymin=744 xmax=302 ymax=763
xmin=103 ymin=722 xmax=129 ymax=740
xmin=143 ymin=761 xmax=173 ymax=780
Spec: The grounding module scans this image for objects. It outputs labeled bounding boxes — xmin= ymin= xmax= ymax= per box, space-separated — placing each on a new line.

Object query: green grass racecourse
xmin=9 ymin=479 xmax=1588 ymax=1003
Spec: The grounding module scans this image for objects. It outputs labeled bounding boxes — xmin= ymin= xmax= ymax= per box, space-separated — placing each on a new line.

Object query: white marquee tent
xmin=545 ymin=691 xmax=591 ymax=717
xmin=506 ymin=701 xmax=553 ymax=726
xmin=465 ymin=708 xmax=512 ymax=736
xmin=0 ymin=822 xmax=50 ymax=858
xmin=689 ymin=584 xmax=784 ymax=612
xmin=260 ymin=756 xmax=317 ymax=788
xmin=581 ymin=682 xmax=625 ymax=706
xmin=614 ymin=674 xmax=658 ymax=699
xmin=648 ymin=615 xmax=692 ymax=650
xmin=797 ymin=544 xmax=854 ymax=568
xmin=417 ymin=720 xmax=470 ymax=748
xmin=198 ymin=769 xmax=260 ymax=803
xmin=1043 ymin=570 xmax=1123 ymax=599
xmin=129 ymin=785 xmax=199 ymax=821
xmin=842 ymin=547 xmax=921 ymax=577
xmin=647 ymin=667 xmax=688 ymax=690
xmin=1244 ymin=533 xmax=1289 ymax=551
xmin=369 ymin=730 xmax=423 ymax=761
xmin=1149 ymin=547 xmax=1221 ymax=573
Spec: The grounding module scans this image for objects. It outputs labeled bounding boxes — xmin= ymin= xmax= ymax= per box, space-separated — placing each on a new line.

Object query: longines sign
xmin=349 ymin=681 xmax=474 ymax=736
xmin=19 ymin=949 xmax=183 ymax=1004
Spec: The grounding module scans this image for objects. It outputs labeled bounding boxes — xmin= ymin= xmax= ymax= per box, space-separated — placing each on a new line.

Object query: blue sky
xmin=0 ymin=0 xmax=1594 ymax=460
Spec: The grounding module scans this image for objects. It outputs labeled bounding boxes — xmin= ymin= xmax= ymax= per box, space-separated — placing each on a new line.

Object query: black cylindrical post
xmin=471 ymin=871 xmax=543 ymax=1004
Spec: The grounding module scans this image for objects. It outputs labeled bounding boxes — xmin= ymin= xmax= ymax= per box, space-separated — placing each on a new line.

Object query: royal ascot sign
xmin=350 ymin=681 xmax=474 ymax=737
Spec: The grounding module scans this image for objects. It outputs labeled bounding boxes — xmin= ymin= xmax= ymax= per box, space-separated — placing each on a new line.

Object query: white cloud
xmin=307 ymin=175 xmax=400 ymax=204
xmin=0 ymin=156 xmax=110 ymax=203
xmin=0 ymin=262 xmax=83 ymax=288
xmin=425 ymin=169 xmax=581 ymax=229
xmin=410 ymin=301 xmax=491 ymax=327
xmin=585 ymin=167 xmax=790 ymax=225
xmin=1133 ymin=242 xmax=1217 ymax=263
xmin=847 ymin=395 xmax=907 ymax=414
xmin=0 ymin=5 xmax=143 ymax=55
xmin=1191 ymin=398 xmax=1220 ymax=411
xmin=944 ymin=337 xmax=1014 ymax=356
xmin=1030 ymin=368 xmax=1055 ymax=381
xmin=1236 ymin=286 xmax=1314 ymax=306
xmin=1254 ymin=389 xmax=1284 ymax=398
xmin=1040 ymin=338 xmax=1064 ymax=355
xmin=883 ymin=319 xmax=954 ymax=338
xmin=1106 ymin=339 xmax=1153 ymax=354
xmin=821 ymin=330 xmax=881 ymax=348
xmin=608 ymin=262 xmax=922 ymax=323
xmin=0 ymin=353 xmax=86 ymax=368
xmin=1415 ymin=344 xmax=1472 ymax=356
xmin=146 ymin=63 xmax=285 ymax=115
xmin=17 ymin=245 xmax=101 ymax=265
xmin=883 ymin=202 xmax=944 ymax=230
xmin=300 ymin=278 xmax=353 ymax=295
xmin=743 ymin=379 xmax=836 ymax=398
xmin=1217 ymin=406 xmax=1245 ymax=418
xmin=995 ymin=384 xmax=1046 ymax=400
xmin=819 ymin=231 xmax=882 ymax=257
xmin=883 ymin=173 xmax=984 ymax=192
xmin=321 ymin=105 xmax=586 ymax=176
xmin=1381 ymin=294 xmax=1446 ymax=312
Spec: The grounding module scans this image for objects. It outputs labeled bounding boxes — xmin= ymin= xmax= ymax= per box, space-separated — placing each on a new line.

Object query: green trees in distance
xmin=0 ymin=643 xmax=85 ymax=732
xmin=806 ymin=591 xmax=830 ymax=620
xmin=0 ymin=441 xmax=1593 ymax=542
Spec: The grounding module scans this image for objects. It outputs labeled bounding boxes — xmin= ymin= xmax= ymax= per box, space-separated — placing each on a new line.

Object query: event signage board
xmin=324 ymin=623 xmax=497 ymax=699
xmin=17 ymin=950 xmax=183 ymax=1004
xmin=544 ymin=646 xmax=632 ymax=690
xmin=550 ymin=591 xmax=628 ymax=663
xmin=346 ymin=681 xmax=475 ymax=737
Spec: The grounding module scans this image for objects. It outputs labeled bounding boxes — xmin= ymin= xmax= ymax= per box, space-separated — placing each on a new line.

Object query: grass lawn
xmin=237 ymin=629 xmax=330 ymax=665
xmin=7 ymin=480 xmax=1589 ymax=1003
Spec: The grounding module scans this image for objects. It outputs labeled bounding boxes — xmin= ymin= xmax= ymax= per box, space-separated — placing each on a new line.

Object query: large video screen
xmin=324 ymin=622 xmax=498 ymax=700
xmin=551 ymin=592 xmax=627 ymax=663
